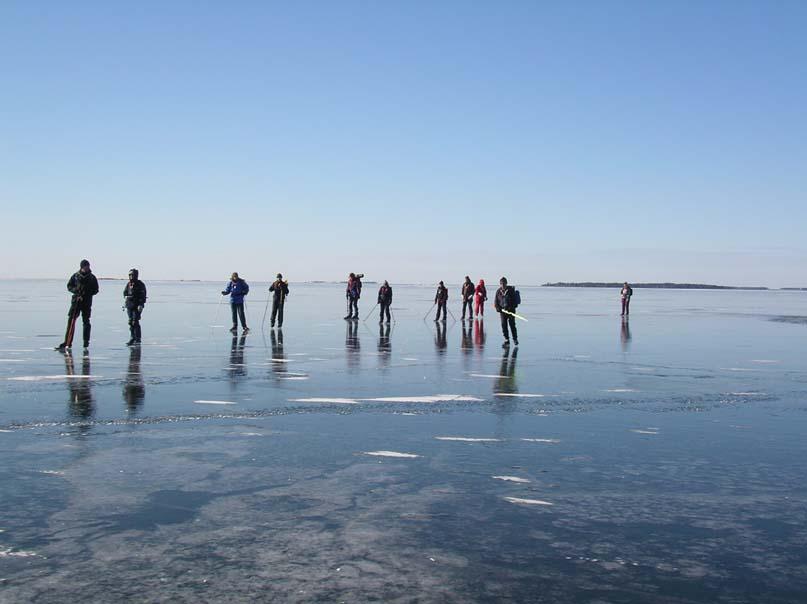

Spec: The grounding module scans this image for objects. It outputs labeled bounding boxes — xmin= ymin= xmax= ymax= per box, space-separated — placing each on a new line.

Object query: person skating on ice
xmin=56 ymin=259 xmax=100 ymax=352
xmin=377 ymin=280 xmax=393 ymax=323
xmin=222 ymin=272 xmax=250 ymax=333
xmin=268 ymin=273 xmax=289 ymax=328
xmin=123 ymin=268 xmax=147 ymax=346
xmin=434 ymin=281 xmax=448 ymax=322
xmin=461 ymin=276 xmax=475 ymax=320
xmin=494 ymin=277 xmax=519 ymax=347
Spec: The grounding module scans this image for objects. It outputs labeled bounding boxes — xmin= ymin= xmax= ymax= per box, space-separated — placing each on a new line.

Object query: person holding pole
xmin=56 ymin=259 xmax=100 ymax=352
xmin=123 ymin=268 xmax=147 ymax=346
xmin=434 ymin=281 xmax=448 ymax=322
xmin=269 ymin=273 xmax=289 ymax=328
xmin=377 ymin=280 xmax=393 ymax=323
xmin=494 ymin=277 xmax=519 ymax=347
xmin=222 ymin=272 xmax=250 ymax=334
xmin=461 ymin=276 xmax=474 ymax=321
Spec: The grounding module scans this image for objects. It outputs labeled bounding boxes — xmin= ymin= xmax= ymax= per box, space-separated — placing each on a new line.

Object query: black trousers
xmin=435 ymin=301 xmax=447 ymax=320
xmin=500 ymin=311 xmax=517 ymax=341
xmin=64 ymin=299 xmax=92 ymax=347
xmin=347 ymin=297 xmax=359 ymax=318
xmin=231 ymin=303 xmax=247 ymax=328
xmin=379 ymin=302 xmax=391 ymax=322
xmin=461 ymin=298 xmax=473 ymax=318
xmin=127 ymin=305 xmax=142 ymax=341
xmin=271 ymin=299 xmax=284 ymax=326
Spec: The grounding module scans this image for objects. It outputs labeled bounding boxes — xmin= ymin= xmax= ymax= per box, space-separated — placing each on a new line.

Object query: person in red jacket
xmin=461 ymin=276 xmax=475 ymax=321
xmin=474 ymin=279 xmax=487 ymax=318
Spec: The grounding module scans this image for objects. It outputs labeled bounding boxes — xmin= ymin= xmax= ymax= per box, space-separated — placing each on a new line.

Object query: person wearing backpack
xmin=123 ymin=268 xmax=147 ymax=346
xmin=621 ymin=282 xmax=633 ymax=316
xmin=56 ymin=259 xmax=100 ymax=352
xmin=222 ymin=272 xmax=250 ymax=334
xmin=474 ymin=279 xmax=487 ymax=318
xmin=268 ymin=273 xmax=290 ymax=328
xmin=494 ymin=277 xmax=519 ymax=347
xmin=461 ymin=276 xmax=475 ymax=321
xmin=377 ymin=280 xmax=393 ymax=323
xmin=434 ymin=281 xmax=448 ymax=322
xmin=344 ymin=272 xmax=363 ymax=320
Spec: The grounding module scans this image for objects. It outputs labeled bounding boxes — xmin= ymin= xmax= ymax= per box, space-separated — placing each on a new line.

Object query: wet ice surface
xmin=2 ymin=281 xmax=807 ymax=602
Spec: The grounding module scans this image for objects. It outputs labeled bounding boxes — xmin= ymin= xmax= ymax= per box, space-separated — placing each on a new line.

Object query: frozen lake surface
xmin=2 ymin=280 xmax=807 ymax=602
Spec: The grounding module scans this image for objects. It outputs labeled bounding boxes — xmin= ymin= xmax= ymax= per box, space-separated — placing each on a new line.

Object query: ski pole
xmin=213 ymin=294 xmax=224 ymax=325
xmin=363 ymin=303 xmax=379 ymax=322
xmin=501 ymin=309 xmax=528 ymax=322
xmin=447 ymin=308 xmax=457 ymax=322
xmin=262 ymin=291 xmax=271 ymax=329
xmin=423 ymin=303 xmax=436 ymax=321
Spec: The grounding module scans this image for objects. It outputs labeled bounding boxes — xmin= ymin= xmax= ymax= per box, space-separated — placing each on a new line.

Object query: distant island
xmin=542 ymin=282 xmax=769 ymax=290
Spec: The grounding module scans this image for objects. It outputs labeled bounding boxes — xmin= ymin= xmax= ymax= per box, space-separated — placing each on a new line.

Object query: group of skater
xmin=54 ymin=259 xmax=635 ymax=352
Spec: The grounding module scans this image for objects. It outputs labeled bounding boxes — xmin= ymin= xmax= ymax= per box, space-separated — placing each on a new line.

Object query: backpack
xmin=513 ymin=289 xmax=521 ymax=307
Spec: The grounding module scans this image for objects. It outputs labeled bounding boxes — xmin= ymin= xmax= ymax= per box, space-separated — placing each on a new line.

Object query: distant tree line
xmin=541 ymin=282 xmax=769 ymax=290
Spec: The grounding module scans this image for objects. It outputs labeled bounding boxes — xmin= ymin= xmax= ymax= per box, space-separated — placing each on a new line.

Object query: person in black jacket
xmin=269 ymin=273 xmax=290 ymax=328
xmin=377 ymin=280 xmax=393 ymax=323
xmin=123 ymin=268 xmax=147 ymax=345
xmin=56 ymin=259 xmax=100 ymax=352
xmin=494 ymin=277 xmax=519 ymax=347
xmin=434 ymin=281 xmax=448 ymax=322
xmin=461 ymin=276 xmax=474 ymax=320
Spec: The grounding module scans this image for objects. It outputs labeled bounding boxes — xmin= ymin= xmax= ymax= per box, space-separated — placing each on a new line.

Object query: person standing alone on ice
xmin=123 ymin=268 xmax=147 ymax=346
xmin=434 ymin=281 xmax=448 ymax=322
xmin=474 ymin=279 xmax=487 ymax=318
xmin=461 ymin=276 xmax=475 ymax=321
xmin=56 ymin=259 xmax=100 ymax=352
xmin=269 ymin=273 xmax=289 ymax=328
xmin=222 ymin=272 xmax=250 ymax=334
xmin=494 ymin=277 xmax=519 ymax=347
xmin=377 ymin=280 xmax=393 ymax=323
xmin=621 ymin=282 xmax=633 ymax=316
xmin=344 ymin=272 xmax=363 ymax=320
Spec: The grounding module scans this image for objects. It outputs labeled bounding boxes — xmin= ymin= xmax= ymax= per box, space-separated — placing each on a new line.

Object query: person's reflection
xmin=227 ymin=335 xmax=247 ymax=385
xmin=493 ymin=346 xmax=518 ymax=415
xmin=461 ymin=321 xmax=474 ymax=372
xmin=346 ymin=320 xmax=360 ymax=373
xmin=620 ymin=317 xmax=632 ymax=352
xmin=123 ymin=345 xmax=145 ymax=415
xmin=64 ymin=351 xmax=95 ymax=426
xmin=434 ymin=321 xmax=447 ymax=356
xmin=377 ymin=322 xmax=391 ymax=371
xmin=474 ymin=318 xmax=486 ymax=354
xmin=270 ymin=328 xmax=287 ymax=381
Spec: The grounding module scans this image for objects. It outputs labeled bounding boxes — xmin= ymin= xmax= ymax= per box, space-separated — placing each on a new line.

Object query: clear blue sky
xmin=1 ymin=1 xmax=805 ymax=286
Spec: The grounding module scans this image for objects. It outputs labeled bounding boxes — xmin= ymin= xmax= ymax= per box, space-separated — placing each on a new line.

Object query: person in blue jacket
xmin=222 ymin=272 xmax=250 ymax=334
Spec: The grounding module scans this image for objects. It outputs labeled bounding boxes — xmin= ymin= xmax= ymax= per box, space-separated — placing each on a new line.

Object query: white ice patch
xmin=363 ymin=451 xmax=420 ymax=459
xmin=280 ymin=376 xmax=309 ymax=381
xmin=289 ymin=397 xmax=359 ymax=404
xmin=728 ymin=392 xmax=765 ymax=396
xmin=0 ymin=546 xmax=39 ymax=558
xmin=193 ymin=400 xmax=237 ymax=405
xmin=470 ymin=373 xmax=509 ymax=378
xmin=503 ymin=497 xmax=553 ymax=506
xmin=493 ymin=476 xmax=530 ymax=483
xmin=494 ymin=393 xmax=550 ymax=398
xmin=240 ymin=432 xmax=264 ymax=437
xmin=605 ymin=388 xmax=637 ymax=393
xmin=751 ymin=359 xmax=780 ymax=364
xmin=38 ymin=470 xmax=64 ymax=475
xmin=360 ymin=395 xmax=483 ymax=404
xmin=0 ymin=359 xmax=27 ymax=362
xmin=271 ymin=358 xmax=292 ymax=363
xmin=630 ymin=429 xmax=659 ymax=435
xmin=521 ymin=438 xmax=560 ymax=443
xmin=7 ymin=375 xmax=101 ymax=381
xmin=721 ymin=367 xmax=755 ymax=372
xmin=435 ymin=436 xmax=500 ymax=442
xmin=0 ymin=429 xmax=12 ymax=433
xmin=402 ymin=357 xmax=419 ymax=361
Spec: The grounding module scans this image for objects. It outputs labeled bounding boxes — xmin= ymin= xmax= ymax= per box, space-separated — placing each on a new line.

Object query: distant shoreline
xmin=542 ymin=282 xmax=770 ymax=290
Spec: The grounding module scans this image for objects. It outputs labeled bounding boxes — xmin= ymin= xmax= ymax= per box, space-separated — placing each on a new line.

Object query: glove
xmin=221 ymin=291 xmax=227 ymax=295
